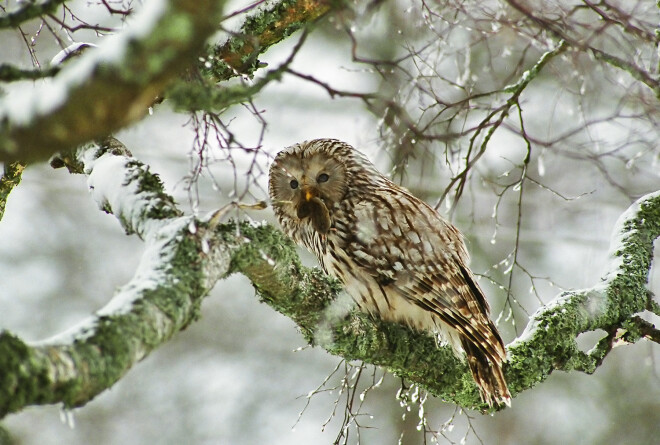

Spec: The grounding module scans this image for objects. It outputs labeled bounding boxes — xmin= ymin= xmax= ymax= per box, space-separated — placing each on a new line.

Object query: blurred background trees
xmin=1 ymin=0 xmax=659 ymax=443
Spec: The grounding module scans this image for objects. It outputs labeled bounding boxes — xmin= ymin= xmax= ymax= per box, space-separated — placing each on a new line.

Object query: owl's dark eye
xmin=317 ymin=173 xmax=330 ymax=183
xmin=289 ymin=179 xmax=299 ymax=189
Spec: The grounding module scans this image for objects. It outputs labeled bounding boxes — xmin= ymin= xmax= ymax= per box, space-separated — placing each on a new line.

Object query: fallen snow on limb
xmin=0 ymin=142 xmax=225 ymax=416
xmin=602 ymin=190 xmax=660 ymax=285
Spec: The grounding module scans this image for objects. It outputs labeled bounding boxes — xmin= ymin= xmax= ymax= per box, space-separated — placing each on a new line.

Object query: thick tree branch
xmin=0 ymin=0 xmax=337 ymax=162
xmin=168 ymin=27 xmax=311 ymax=112
xmin=1 ymin=145 xmax=658 ymax=418
xmin=0 ymin=0 xmax=228 ymax=164
xmin=229 ymin=191 xmax=660 ymax=408
xmin=0 ymin=140 xmax=227 ymax=417
xmin=506 ymin=191 xmax=660 ymax=384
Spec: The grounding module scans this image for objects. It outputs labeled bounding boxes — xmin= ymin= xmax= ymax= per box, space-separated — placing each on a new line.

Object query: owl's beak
xmin=303 ymin=188 xmax=315 ymax=202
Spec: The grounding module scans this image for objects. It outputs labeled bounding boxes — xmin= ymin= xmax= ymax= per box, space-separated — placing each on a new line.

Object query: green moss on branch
xmin=506 ymin=192 xmax=660 ymax=393
xmin=0 ymin=161 xmax=25 ymax=221
xmin=223 ymin=193 xmax=660 ymax=410
xmin=202 ymin=0 xmax=332 ymax=81
xmin=224 ymin=221 xmax=481 ymax=408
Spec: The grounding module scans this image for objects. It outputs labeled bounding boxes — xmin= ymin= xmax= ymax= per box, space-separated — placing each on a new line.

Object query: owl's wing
xmin=347 ymin=189 xmax=504 ymax=359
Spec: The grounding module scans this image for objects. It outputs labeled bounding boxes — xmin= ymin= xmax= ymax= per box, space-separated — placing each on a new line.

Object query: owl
xmin=268 ymin=138 xmax=511 ymax=407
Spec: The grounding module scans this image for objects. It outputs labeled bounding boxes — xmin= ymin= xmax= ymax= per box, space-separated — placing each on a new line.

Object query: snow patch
xmin=35 ymin=316 xmax=100 ymax=346
xmin=85 ymin=152 xmax=170 ymax=237
xmin=97 ymin=218 xmax=190 ymax=316
xmin=508 ymin=292 xmax=574 ymax=347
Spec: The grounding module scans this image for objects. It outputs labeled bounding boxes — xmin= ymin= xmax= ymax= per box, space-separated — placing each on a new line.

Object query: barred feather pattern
xmin=268 ymin=138 xmax=511 ymax=407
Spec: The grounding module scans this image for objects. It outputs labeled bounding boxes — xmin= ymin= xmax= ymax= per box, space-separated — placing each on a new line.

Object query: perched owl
xmin=268 ymin=138 xmax=511 ymax=407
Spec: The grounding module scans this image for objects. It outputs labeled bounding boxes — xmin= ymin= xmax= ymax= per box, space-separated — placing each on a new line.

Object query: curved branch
xmin=169 ymin=28 xmax=311 ymax=112
xmin=0 ymin=0 xmax=228 ymax=164
xmin=0 ymin=141 xmax=472 ymax=417
xmin=0 ymin=0 xmax=337 ymax=162
xmin=506 ymin=191 xmax=660 ymax=387
xmin=165 ymin=0 xmax=335 ymax=111
xmin=0 ymin=140 xmax=228 ymax=417
xmin=227 ymin=190 xmax=660 ymax=408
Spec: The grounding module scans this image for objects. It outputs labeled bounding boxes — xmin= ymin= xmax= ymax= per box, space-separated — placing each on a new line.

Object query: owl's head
xmin=269 ymin=139 xmax=369 ymax=234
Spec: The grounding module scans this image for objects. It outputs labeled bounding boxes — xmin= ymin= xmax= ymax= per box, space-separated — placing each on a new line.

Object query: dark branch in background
xmin=437 ymin=40 xmax=567 ymax=214
xmin=99 ymin=0 xmax=133 ymax=16
xmin=46 ymin=9 xmax=115 ymax=34
xmin=283 ymin=35 xmax=568 ymax=214
xmin=582 ymin=0 xmax=656 ymax=42
xmin=1 ymin=143 xmax=658 ymax=417
xmin=505 ymin=0 xmax=660 ymax=98
xmin=311 ymin=0 xmax=658 ymax=215
xmin=0 ymin=64 xmax=59 ymax=82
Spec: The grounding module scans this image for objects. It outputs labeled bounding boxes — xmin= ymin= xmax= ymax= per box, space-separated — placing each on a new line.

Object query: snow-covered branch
xmin=507 ymin=191 xmax=660 ymax=388
xmin=0 ymin=141 xmax=224 ymax=417
xmin=0 ymin=0 xmax=70 ymax=29
xmin=226 ymin=191 xmax=660 ymax=408
xmin=0 ymin=0 xmax=228 ymax=164
xmin=0 ymin=0 xmax=339 ymax=162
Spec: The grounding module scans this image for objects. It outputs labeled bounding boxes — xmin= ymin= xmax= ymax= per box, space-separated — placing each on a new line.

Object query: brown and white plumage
xmin=268 ymin=138 xmax=511 ymax=407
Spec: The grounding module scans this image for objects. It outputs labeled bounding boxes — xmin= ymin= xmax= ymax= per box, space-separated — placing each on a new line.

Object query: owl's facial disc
xmin=269 ymin=149 xmax=347 ymax=236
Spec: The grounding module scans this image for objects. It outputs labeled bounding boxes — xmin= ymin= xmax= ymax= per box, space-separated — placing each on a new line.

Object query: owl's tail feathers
xmin=461 ymin=339 xmax=512 ymax=409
